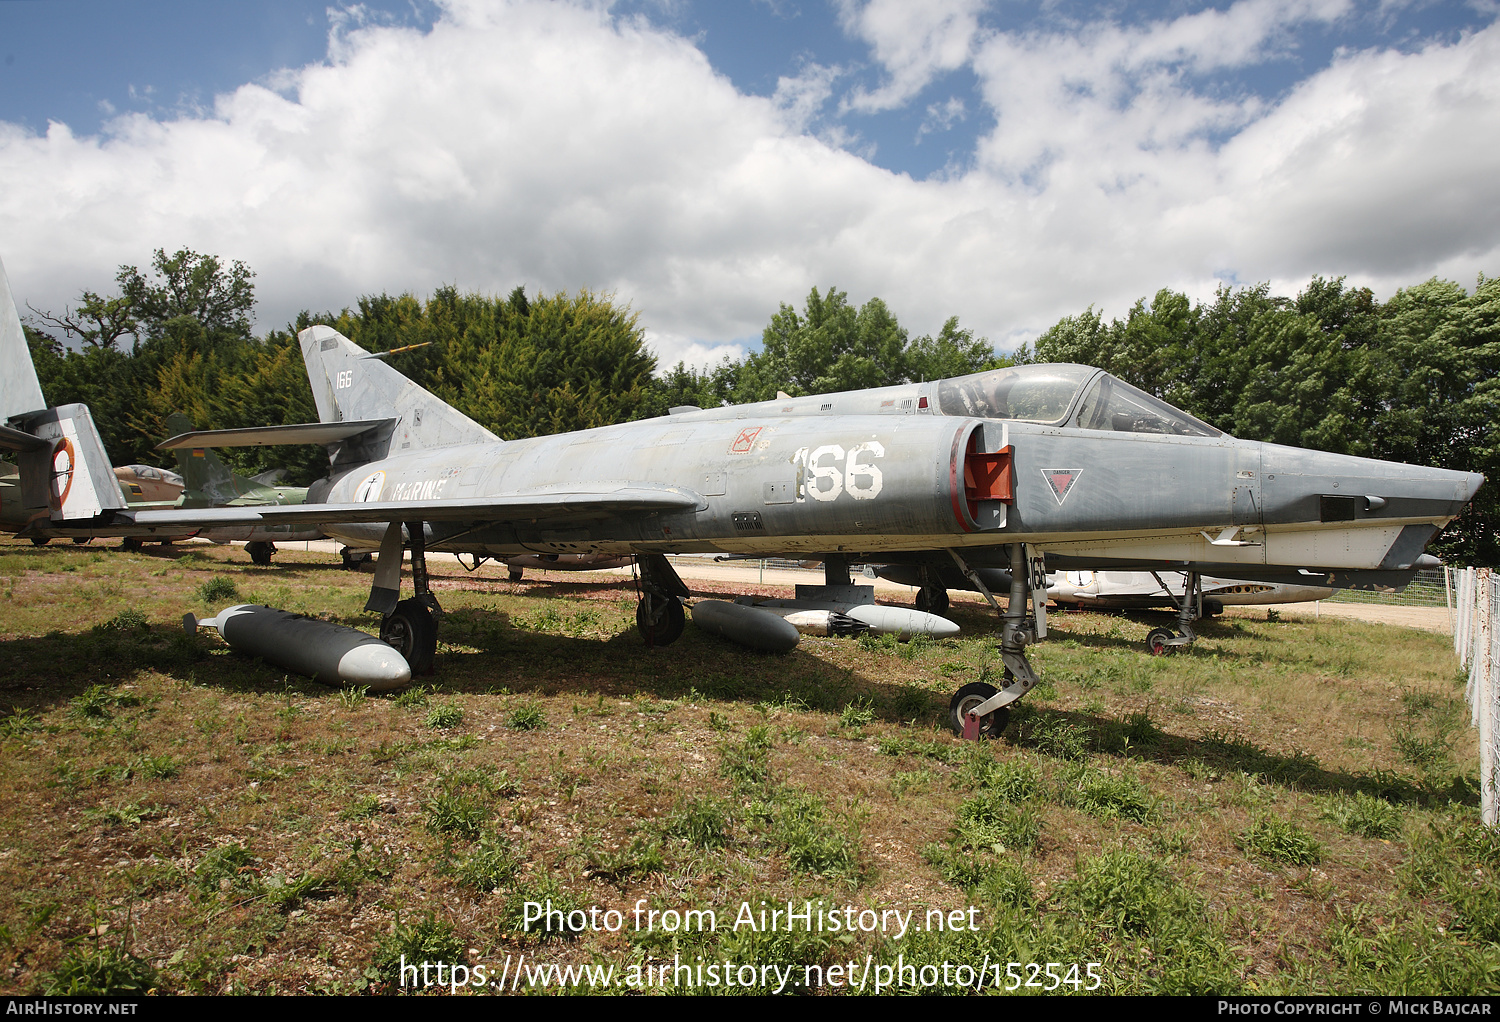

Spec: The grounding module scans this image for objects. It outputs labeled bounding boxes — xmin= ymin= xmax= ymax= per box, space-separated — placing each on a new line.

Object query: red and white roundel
xmin=49 ymin=437 xmax=76 ymax=509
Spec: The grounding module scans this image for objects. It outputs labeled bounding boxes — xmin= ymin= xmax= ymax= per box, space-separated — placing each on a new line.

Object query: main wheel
xmin=636 ymin=594 xmax=685 ymax=647
xmin=382 ymin=598 xmax=439 ymax=675
xmin=30 ymin=536 xmax=49 ymax=547
xmin=1146 ymin=627 xmax=1174 ymax=656
xmin=948 ymin=681 xmax=1010 ymax=739
xmin=119 ymin=537 xmax=142 ymax=552
xmin=340 ymin=547 xmax=370 ymax=571
xmin=508 ymin=567 xmax=524 ymax=582
xmin=1202 ymin=598 xmax=1224 ymax=618
xmin=246 ymin=541 xmax=275 ymax=566
xmin=72 ymin=537 xmax=90 ymax=546
xmin=915 ymin=584 xmax=950 ymax=615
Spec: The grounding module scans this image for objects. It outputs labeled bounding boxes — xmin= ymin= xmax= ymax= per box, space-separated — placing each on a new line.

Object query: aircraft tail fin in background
xmin=297 ymin=325 xmax=499 ymax=456
xmin=165 ymin=412 xmax=267 ymax=506
xmin=10 ymin=404 xmax=127 ymax=524
xmin=0 ymin=254 xmax=47 ymax=424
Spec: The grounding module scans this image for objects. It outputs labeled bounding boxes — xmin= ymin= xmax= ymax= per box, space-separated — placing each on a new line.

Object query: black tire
xmin=120 ymin=537 xmax=142 ymax=552
xmin=636 ymin=595 xmax=685 ymax=647
xmin=1203 ymin=598 xmax=1224 ymax=618
xmin=1146 ymin=627 xmax=1173 ymax=656
xmin=915 ymin=584 xmax=950 ymax=615
xmin=30 ymin=536 xmax=49 ymax=547
xmin=72 ymin=537 xmax=90 ymax=546
xmin=949 ymin=681 xmax=1010 ymax=739
xmin=382 ymin=598 xmax=438 ymax=675
xmin=340 ymin=547 xmax=369 ymax=572
xmin=246 ymin=541 xmax=275 ymax=566
xmin=508 ymin=567 xmax=524 ymax=582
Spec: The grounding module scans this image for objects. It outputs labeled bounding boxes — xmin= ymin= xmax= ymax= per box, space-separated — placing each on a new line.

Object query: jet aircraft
xmin=163 ymin=412 xmax=321 ymax=564
xmin=0 ymin=260 xmax=1482 ymax=737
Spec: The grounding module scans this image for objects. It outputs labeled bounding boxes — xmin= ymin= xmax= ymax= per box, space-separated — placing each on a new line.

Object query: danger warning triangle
xmin=1043 ymin=469 xmax=1081 ymax=504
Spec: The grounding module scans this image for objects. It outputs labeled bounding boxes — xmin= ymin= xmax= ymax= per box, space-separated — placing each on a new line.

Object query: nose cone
xmin=1261 ymin=443 xmax=1483 ymax=526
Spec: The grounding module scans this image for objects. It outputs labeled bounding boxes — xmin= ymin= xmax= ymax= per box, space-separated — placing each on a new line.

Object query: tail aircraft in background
xmin=0 ymin=255 xmax=1482 ymax=738
xmin=161 ymin=412 xmax=321 ymax=564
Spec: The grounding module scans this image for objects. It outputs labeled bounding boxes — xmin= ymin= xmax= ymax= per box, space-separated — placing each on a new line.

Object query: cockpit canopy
xmin=935 ymin=364 xmax=1221 ymax=438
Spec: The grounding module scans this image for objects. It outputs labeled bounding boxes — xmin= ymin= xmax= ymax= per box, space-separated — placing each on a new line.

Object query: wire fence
xmin=1329 ymin=567 xmax=1449 ymax=607
xmin=1452 ymin=567 xmax=1498 ymax=826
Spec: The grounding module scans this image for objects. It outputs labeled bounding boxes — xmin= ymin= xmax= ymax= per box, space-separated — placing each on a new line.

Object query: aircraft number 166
xmin=793 ymin=442 xmax=885 ymax=502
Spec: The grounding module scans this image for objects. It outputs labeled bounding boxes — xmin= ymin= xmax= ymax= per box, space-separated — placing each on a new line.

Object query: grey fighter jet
xmin=1 ymin=266 xmax=1482 ymax=735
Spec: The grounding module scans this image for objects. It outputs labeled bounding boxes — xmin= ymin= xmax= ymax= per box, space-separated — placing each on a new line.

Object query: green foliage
xmin=662 ymin=797 xmax=730 ymax=849
xmin=661 ymin=286 xmax=1002 ymax=407
xmin=424 ymin=704 xmax=464 ymax=730
xmin=506 ymin=701 xmax=547 ymax=731
xmin=195 ymin=577 xmax=239 ymax=604
xmin=369 ymin=915 xmax=465 ymax=988
xmin=425 ymin=792 xmax=489 ymax=840
xmin=1322 ymin=793 xmax=1404 ymax=839
xmin=1063 ymin=768 xmax=1156 ymax=822
xmin=1060 ymin=850 xmax=1177 ymax=936
xmin=718 ymin=725 xmax=773 ymax=787
xmin=44 ymin=943 xmax=157 ymax=995
xmin=838 ymin=698 xmax=874 ymax=728
xmin=451 ymin=831 xmax=524 ymax=893
xmin=194 ymin=843 xmax=259 ymax=895
xmin=1238 ymin=817 xmax=1324 ymax=865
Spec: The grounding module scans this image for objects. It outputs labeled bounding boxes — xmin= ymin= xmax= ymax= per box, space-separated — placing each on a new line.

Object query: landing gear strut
xmin=915 ymin=564 xmax=950 ymax=615
xmin=634 ymin=553 xmax=689 ymax=647
xmin=1145 ymin=570 xmax=1202 ymax=655
xmin=945 ymin=544 xmax=1046 ymax=739
xmin=367 ymin=520 xmax=439 ymax=676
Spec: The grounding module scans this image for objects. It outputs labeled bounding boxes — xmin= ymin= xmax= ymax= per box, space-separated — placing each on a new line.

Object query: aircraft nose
xmin=1261 ymin=443 xmax=1483 ymax=525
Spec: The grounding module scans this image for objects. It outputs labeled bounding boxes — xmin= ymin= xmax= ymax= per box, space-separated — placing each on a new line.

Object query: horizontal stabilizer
xmin=120 ymin=486 xmax=705 ymax=529
xmin=0 ymin=423 xmax=49 ymax=453
xmin=158 ymin=419 xmax=397 ymax=449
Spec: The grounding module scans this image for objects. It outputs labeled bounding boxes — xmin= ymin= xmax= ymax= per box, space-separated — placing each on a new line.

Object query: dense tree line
xmin=23 ymin=251 xmax=1496 ymax=564
xmin=658 ymin=286 xmax=1005 ymax=408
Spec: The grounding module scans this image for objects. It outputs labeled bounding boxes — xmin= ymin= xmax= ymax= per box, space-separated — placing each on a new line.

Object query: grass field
xmin=0 ymin=537 xmax=1494 ymax=996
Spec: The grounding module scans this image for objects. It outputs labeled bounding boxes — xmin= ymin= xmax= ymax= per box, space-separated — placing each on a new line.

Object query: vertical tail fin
xmin=0 ymin=255 xmax=47 ymax=423
xmin=297 ymin=325 xmax=498 ymax=454
xmin=13 ymin=403 xmax=127 ymax=522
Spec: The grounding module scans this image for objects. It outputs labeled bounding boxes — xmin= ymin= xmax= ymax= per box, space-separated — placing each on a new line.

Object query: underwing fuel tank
xmin=184 ymin=604 xmax=411 ymax=690
xmin=690 ymin=600 xmax=801 ymax=652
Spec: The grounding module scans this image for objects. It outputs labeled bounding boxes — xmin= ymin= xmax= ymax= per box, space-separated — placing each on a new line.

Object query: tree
xmin=119 ymin=248 xmax=256 ymax=341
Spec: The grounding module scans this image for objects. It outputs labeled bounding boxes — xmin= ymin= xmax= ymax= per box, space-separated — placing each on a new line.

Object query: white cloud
xmin=772 ymin=61 xmax=840 ymax=132
xmin=837 ymin=0 xmax=986 ymax=112
xmin=0 ymin=0 xmax=1496 ymax=373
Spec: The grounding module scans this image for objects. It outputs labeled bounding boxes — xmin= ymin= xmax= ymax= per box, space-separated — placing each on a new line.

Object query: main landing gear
xmin=944 ymin=544 xmax=1046 ymax=740
xmin=366 ymin=520 xmax=440 ymax=676
xmin=246 ymin=541 xmax=276 ymax=566
xmin=915 ymin=564 xmax=950 ymax=615
xmin=634 ymin=553 xmax=690 ymax=647
xmin=1144 ymin=571 xmax=1214 ymax=655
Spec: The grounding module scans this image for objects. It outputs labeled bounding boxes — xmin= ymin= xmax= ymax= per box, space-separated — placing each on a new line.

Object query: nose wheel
xmin=948 ymin=680 xmax=1013 ymax=739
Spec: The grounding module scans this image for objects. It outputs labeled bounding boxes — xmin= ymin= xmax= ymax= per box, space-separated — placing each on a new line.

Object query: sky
xmin=1 ymin=0 xmax=1497 ymax=370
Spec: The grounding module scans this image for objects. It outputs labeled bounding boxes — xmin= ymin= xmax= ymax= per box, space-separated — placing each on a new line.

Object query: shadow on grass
xmin=998 ymin=701 xmax=1476 ymax=809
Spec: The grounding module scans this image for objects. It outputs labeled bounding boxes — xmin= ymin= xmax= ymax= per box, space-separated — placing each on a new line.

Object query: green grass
xmin=0 ymin=540 xmax=1487 ymax=995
